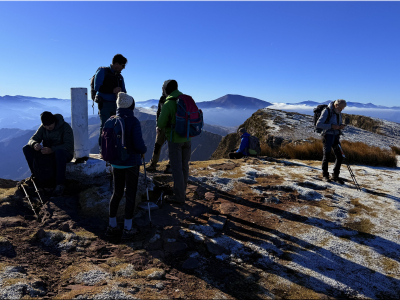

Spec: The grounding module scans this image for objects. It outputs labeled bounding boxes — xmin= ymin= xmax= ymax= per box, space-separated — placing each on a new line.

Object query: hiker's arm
xmin=157 ymin=103 xmax=170 ymax=129
xmin=94 ymin=68 xmax=106 ymax=93
xmin=237 ymin=137 xmax=246 ymax=153
xmin=51 ymin=124 xmax=74 ymax=154
xmin=121 ymin=77 xmax=127 ymax=93
xmin=132 ymin=119 xmax=147 ymax=154
xmin=316 ymin=109 xmax=331 ymax=130
xmin=28 ymin=126 xmax=44 ymax=149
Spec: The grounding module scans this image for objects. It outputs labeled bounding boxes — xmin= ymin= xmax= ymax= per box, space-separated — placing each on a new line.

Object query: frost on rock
xmin=0 ymin=266 xmax=46 ymax=299
xmin=74 ymin=287 xmax=137 ymax=300
xmin=75 ymin=269 xmax=111 ymax=286
xmin=188 ymin=224 xmax=215 ymax=237
xmin=40 ymin=230 xmax=95 ymax=252
xmin=115 ymin=264 xmax=136 ymax=278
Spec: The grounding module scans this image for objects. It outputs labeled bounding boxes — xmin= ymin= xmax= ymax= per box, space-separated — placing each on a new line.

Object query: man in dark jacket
xmin=316 ymin=99 xmax=347 ymax=183
xmin=105 ymin=92 xmax=147 ymax=241
xmin=229 ymin=128 xmax=250 ymax=159
xmin=22 ymin=111 xmax=74 ymax=196
xmin=94 ymin=54 xmax=128 ymax=151
xmin=157 ymin=80 xmax=190 ymax=205
xmin=146 ymin=88 xmax=171 ymax=173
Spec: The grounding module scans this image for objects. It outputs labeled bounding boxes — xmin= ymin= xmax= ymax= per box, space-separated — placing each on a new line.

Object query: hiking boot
xmin=105 ymin=225 xmax=120 ymax=237
xmin=146 ymin=164 xmax=157 ymax=172
xmin=164 ymin=165 xmax=172 ymax=174
xmin=52 ymin=185 xmax=65 ymax=196
xmin=322 ymin=174 xmax=331 ymax=182
xmin=332 ymin=175 xmax=345 ymax=184
xmin=121 ymin=228 xmax=138 ymax=241
xmin=164 ymin=195 xmax=184 ymax=205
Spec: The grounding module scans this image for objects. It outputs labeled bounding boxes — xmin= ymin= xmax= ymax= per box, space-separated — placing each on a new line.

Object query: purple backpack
xmin=101 ymin=115 xmax=129 ymax=163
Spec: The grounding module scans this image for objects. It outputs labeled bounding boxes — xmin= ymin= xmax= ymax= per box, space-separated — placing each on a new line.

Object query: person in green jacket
xmin=157 ymin=80 xmax=191 ymax=204
xmin=22 ymin=111 xmax=74 ymax=196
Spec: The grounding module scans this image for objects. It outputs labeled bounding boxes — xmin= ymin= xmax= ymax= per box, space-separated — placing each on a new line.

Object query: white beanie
xmin=117 ymin=92 xmax=134 ymax=109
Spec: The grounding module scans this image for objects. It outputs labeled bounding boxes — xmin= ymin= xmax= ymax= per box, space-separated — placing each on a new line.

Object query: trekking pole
xmin=20 ymin=184 xmax=38 ymax=219
xmin=143 ymin=157 xmax=152 ymax=226
xmin=31 ymin=178 xmax=44 ymax=206
xmin=338 ymin=144 xmax=361 ymax=191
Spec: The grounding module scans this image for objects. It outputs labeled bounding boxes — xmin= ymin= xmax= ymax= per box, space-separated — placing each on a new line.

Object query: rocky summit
xmin=1 ymin=153 xmax=400 ymax=299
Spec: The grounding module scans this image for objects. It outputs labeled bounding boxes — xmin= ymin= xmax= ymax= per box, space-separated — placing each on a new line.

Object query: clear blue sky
xmin=1 ymin=1 xmax=399 ymax=105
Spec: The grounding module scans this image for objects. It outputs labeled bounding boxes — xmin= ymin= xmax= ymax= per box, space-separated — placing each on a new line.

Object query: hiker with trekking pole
xmin=100 ymin=92 xmax=147 ymax=241
xmin=314 ymin=99 xmax=347 ymax=183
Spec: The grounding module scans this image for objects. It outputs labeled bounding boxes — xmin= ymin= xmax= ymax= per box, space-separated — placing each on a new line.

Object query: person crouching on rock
xmin=22 ymin=111 xmax=74 ymax=196
xmin=229 ymin=127 xmax=250 ymax=159
xmin=106 ymin=92 xmax=147 ymax=241
xmin=316 ymin=99 xmax=347 ymax=183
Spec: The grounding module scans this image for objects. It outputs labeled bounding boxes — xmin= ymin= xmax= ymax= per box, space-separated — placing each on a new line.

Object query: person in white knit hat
xmin=105 ymin=92 xmax=147 ymax=241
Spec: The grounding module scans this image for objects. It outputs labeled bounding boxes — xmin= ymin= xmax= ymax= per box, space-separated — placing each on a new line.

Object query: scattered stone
xmin=204 ymin=192 xmax=216 ymax=201
xmin=182 ymin=258 xmax=199 ymax=269
xmin=264 ymin=196 xmax=279 ymax=204
xmin=0 ymin=236 xmax=13 ymax=255
xmin=156 ymin=282 xmax=165 ymax=289
xmin=207 ymin=215 xmax=227 ymax=231
xmin=149 ymin=234 xmax=161 ymax=243
xmin=75 ymin=269 xmax=110 ymax=286
xmin=206 ymin=241 xmax=225 ymax=255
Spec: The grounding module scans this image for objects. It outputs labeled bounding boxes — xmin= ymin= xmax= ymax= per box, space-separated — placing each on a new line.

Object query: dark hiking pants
xmin=168 ymin=140 xmax=191 ymax=203
xmin=229 ymin=149 xmax=244 ymax=159
xmin=109 ymin=166 xmax=139 ymax=219
xmin=150 ymin=128 xmax=169 ymax=167
xmin=322 ymin=134 xmax=343 ymax=176
xmin=98 ymin=101 xmax=117 ymax=151
xmin=23 ymin=145 xmax=73 ymax=185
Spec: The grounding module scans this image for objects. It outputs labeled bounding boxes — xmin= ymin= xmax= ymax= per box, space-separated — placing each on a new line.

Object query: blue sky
xmin=0 ymin=1 xmax=399 ymax=105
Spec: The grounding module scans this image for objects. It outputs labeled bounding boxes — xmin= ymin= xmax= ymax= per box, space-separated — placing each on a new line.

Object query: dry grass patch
xmin=308 ymin=200 xmax=335 ymax=213
xmin=391 ymin=145 xmax=400 ymax=155
xmin=344 ymin=218 xmax=375 ymax=236
xmin=349 ymin=198 xmax=377 ymax=217
xmin=260 ymin=139 xmax=397 ymax=167
xmin=380 ymin=257 xmax=400 ymax=276
xmin=0 ymin=187 xmax=17 ymax=202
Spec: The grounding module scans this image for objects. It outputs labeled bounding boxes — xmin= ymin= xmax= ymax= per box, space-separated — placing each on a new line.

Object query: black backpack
xmin=90 ymin=66 xmax=110 ymax=113
xmin=313 ymin=104 xmax=331 ymax=133
xmin=32 ymin=154 xmax=56 ymax=188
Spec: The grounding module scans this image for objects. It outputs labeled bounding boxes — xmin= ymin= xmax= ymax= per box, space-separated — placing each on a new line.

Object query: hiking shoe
xmin=52 ymin=185 xmax=65 ymax=196
xmin=322 ymin=174 xmax=331 ymax=182
xmin=146 ymin=164 xmax=157 ymax=172
xmin=105 ymin=225 xmax=120 ymax=237
xmin=121 ymin=228 xmax=137 ymax=241
xmin=332 ymin=176 xmax=345 ymax=184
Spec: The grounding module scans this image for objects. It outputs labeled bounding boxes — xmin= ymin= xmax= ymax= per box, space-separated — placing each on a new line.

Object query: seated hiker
xmin=22 ymin=111 xmax=74 ymax=196
xmin=105 ymin=92 xmax=147 ymax=241
xmin=229 ymin=127 xmax=250 ymax=159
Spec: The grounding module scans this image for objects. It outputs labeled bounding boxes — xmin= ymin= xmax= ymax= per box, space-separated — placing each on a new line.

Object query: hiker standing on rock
xmin=145 ymin=85 xmax=172 ymax=174
xmin=22 ymin=111 xmax=74 ymax=196
xmin=157 ymin=80 xmax=191 ymax=205
xmin=94 ymin=54 xmax=127 ymax=152
xmin=229 ymin=127 xmax=250 ymax=159
xmin=105 ymin=92 xmax=147 ymax=240
xmin=316 ymin=99 xmax=347 ymax=183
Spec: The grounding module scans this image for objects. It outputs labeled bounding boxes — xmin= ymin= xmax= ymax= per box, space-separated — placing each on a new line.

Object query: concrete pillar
xmin=71 ymin=88 xmax=89 ymax=160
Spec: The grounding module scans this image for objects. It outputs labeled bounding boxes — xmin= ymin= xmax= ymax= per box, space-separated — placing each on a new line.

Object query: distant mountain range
xmin=288 ymin=100 xmax=400 ymax=109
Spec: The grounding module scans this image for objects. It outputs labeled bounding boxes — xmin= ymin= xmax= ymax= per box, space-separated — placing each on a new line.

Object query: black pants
xmin=322 ymin=135 xmax=343 ymax=176
xmin=229 ymin=149 xmax=244 ymax=159
xmin=23 ymin=145 xmax=73 ymax=185
xmin=109 ymin=166 xmax=139 ymax=219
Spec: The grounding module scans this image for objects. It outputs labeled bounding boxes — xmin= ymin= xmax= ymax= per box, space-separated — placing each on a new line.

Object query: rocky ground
xmin=1 ymin=157 xmax=400 ymax=299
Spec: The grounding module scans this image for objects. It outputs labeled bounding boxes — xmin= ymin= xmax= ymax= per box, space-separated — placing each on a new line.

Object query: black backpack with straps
xmin=313 ymin=104 xmax=332 ymax=133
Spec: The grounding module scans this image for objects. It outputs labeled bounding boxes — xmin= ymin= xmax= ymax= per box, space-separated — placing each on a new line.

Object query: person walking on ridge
xmin=316 ymin=99 xmax=347 ymax=183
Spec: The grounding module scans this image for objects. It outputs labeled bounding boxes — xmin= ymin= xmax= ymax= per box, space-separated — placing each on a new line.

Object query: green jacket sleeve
xmin=28 ymin=126 xmax=44 ymax=148
xmin=157 ymin=102 xmax=172 ymax=129
xmin=51 ymin=123 xmax=74 ymax=155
